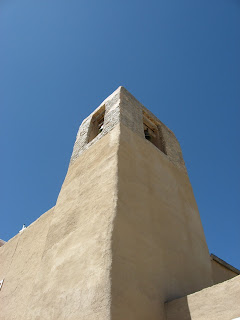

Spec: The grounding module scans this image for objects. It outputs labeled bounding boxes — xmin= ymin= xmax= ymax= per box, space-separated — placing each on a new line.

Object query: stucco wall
xmin=0 ymin=207 xmax=54 ymax=320
xmin=165 ymin=275 xmax=240 ymax=320
xmin=23 ymin=125 xmax=120 ymax=320
xmin=110 ymin=124 xmax=212 ymax=320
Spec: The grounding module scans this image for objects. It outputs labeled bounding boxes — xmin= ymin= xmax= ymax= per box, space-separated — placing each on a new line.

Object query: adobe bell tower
xmin=23 ymin=87 xmax=212 ymax=320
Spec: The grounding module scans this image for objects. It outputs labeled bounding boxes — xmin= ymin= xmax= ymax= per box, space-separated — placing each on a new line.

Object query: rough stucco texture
xmin=0 ymin=207 xmax=54 ymax=320
xmin=23 ymin=125 xmax=120 ymax=320
xmin=165 ymin=275 xmax=240 ymax=320
xmin=110 ymin=124 xmax=212 ymax=320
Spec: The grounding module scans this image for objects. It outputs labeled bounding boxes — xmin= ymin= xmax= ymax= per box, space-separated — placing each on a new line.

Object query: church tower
xmin=1 ymin=87 xmax=213 ymax=320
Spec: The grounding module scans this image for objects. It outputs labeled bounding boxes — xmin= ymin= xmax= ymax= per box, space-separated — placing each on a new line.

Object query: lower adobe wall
xmin=0 ymin=207 xmax=54 ymax=320
xmin=165 ymin=275 xmax=240 ymax=320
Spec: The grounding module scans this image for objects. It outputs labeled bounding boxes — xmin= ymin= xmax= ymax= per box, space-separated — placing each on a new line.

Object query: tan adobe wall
xmin=0 ymin=207 xmax=54 ymax=319
xmin=23 ymin=125 xmax=120 ymax=320
xmin=165 ymin=275 xmax=240 ymax=320
xmin=110 ymin=123 xmax=212 ymax=319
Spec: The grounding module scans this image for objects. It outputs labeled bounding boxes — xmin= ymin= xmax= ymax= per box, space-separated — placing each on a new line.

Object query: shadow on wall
xmin=165 ymin=297 xmax=192 ymax=320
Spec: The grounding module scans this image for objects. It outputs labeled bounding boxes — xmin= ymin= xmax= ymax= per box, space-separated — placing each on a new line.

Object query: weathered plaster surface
xmin=23 ymin=125 xmax=120 ymax=320
xmin=0 ymin=207 xmax=54 ymax=320
xmin=70 ymin=88 xmax=121 ymax=163
xmin=165 ymin=275 xmax=240 ymax=320
xmin=110 ymin=124 xmax=212 ymax=320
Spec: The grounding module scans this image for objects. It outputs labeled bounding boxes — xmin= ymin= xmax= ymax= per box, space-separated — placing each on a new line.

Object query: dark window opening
xmin=143 ymin=114 xmax=166 ymax=154
xmin=88 ymin=106 xmax=105 ymax=143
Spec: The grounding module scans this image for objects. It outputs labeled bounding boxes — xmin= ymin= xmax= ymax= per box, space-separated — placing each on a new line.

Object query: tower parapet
xmin=71 ymin=86 xmax=185 ymax=171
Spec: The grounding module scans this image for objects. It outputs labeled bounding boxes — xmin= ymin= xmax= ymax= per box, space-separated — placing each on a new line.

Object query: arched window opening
xmin=88 ymin=106 xmax=105 ymax=143
xmin=143 ymin=113 xmax=166 ymax=154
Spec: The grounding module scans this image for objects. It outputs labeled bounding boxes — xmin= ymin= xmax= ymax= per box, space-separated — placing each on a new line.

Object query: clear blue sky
xmin=1 ymin=0 xmax=239 ymax=269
